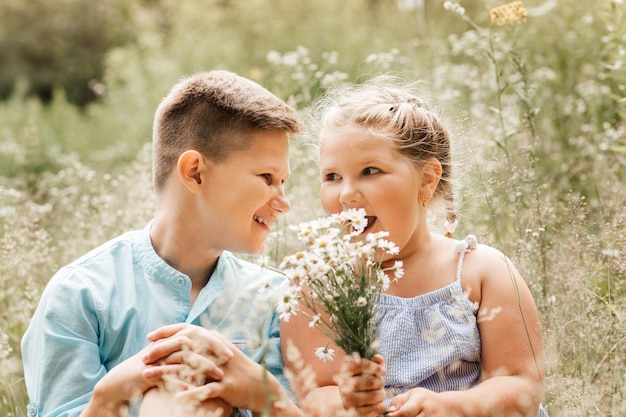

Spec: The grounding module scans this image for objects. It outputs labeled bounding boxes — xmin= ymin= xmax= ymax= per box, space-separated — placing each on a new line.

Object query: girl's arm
xmin=280 ymin=308 xmax=387 ymax=417
xmin=280 ymin=309 xmax=345 ymax=416
xmin=389 ymin=245 xmax=546 ymax=417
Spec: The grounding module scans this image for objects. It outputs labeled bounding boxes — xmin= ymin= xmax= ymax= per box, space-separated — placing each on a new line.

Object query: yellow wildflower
xmin=490 ymin=1 xmax=528 ymax=26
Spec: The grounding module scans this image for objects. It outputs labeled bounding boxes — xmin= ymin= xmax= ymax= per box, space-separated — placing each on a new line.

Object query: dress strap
xmin=453 ymin=235 xmax=478 ymax=282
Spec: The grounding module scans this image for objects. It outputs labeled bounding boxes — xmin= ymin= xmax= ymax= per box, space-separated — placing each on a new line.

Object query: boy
xmin=21 ymin=70 xmax=304 ymax=417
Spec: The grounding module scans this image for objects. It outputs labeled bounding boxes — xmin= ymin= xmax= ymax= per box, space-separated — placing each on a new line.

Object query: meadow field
xmin=1 ymin=0 xmax=625 ymax=415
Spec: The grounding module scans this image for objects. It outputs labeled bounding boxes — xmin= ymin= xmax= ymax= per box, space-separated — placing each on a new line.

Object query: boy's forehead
xmin=227 ymin=130 xmax=290 ymax=162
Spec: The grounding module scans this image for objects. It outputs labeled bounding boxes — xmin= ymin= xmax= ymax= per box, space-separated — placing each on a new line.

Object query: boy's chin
xmin=242 ymin=243 xmax=265 ymax=256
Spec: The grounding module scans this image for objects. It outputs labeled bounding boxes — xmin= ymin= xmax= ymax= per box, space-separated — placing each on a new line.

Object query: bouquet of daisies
xmin=277 ymin=208 xmax=404 ymax=361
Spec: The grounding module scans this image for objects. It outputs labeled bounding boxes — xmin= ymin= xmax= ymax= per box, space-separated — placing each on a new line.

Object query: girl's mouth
xmin=364 ymin=216 xmax=377 ymax=232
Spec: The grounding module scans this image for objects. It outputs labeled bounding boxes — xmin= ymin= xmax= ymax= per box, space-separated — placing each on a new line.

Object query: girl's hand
xmin=336 ymin=353 xmax=388 ymax=417
xmin=387 ymin=388 xmax=449 ymax=417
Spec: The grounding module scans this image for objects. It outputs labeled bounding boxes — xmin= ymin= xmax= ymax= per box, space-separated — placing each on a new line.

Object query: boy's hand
xmin=336 ymin=353 xmax=388 ymax=417
xmin=141 ymin=323 xmax=235 ymax=387
xmin=142 ymin=323 xmax=302 ymax=416
xmin=84 ymin=345 xmax=163 ymax=416
xmin=174 ymin=345 xmax=279 ymax=412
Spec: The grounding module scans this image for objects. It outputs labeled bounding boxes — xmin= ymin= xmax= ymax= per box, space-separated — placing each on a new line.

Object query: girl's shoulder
xmin=448 ymin=235 xmax=525 ymax=305
xmin=469 ymin=241 xmax=519 ymax=278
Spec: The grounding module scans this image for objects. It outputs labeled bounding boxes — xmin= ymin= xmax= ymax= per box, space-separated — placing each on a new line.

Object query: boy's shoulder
xmin=218 ymin=251 xmax=288 ymax=287
xmin=66 ymin=228 xmax=144 ymax=269
xmin=48 ymin=228 xmax=148 ymax=293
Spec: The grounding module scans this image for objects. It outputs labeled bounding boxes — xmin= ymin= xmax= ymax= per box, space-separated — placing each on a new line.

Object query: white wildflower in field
xmin=256 ymin=255 xmax=270 ymax=269
xmin=0 ymin=332 xmax=12 ymax=361
xmin=443 ymin=1 xmax=465 ymax=16
xmin=277 ymin=209 xmax=403 ymax=360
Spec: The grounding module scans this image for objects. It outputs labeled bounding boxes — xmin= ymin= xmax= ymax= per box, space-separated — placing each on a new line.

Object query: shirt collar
xmin=135 ymin=221 xmax=189 ymax=285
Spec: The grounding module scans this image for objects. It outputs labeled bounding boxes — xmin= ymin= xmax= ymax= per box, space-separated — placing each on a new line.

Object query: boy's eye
xmin=363 ymin=167 xmax=380 ymax=176
xmin=260 ymin=174 xmax=273 ymax=185
xmin=324 ymin=173 xmax=341 ymax=182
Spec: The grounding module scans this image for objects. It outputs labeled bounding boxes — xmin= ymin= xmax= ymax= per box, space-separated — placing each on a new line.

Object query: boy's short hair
xmin=152 ymin=70 xmax=302 ymax=191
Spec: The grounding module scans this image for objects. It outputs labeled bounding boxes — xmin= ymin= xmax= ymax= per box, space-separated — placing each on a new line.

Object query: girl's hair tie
xmin=445 ymin=219 xmax=458 ymax=235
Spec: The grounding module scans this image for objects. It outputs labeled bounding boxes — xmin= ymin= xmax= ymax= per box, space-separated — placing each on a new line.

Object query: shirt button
xmin=176 ymin=277 xmax=185 ymax=286
xmin=27 ymin=404 xmax=37 ymax=417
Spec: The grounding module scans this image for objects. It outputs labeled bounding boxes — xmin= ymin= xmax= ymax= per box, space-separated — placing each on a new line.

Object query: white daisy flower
xmin=341 ymin=208 xmax=368 ymax=233
xmin=315 ymin=346 xmax=335 ymax=362
xmin=309 ymin=314 xmax=321 ymax=328
xmin=377 ymin=270 xmax=391 ymax=291
xmin=276 ymin=286 xmax=300 ymax=322
xmin=355 ymin=297 xmax=367 ymax=307
xmin=278 ymin=210 xmax=404 ymax=360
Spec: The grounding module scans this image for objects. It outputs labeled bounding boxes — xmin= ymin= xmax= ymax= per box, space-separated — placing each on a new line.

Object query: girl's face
xmin=319 ymin=125 xmax=426 ymax=255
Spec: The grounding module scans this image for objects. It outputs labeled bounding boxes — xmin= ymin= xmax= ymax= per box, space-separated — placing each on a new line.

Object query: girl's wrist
xmin=260 ymin=378 xmax=303 ymax=417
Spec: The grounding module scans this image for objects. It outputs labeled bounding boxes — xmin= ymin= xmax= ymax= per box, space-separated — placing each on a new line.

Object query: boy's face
xmin=197 ymin=130 xmax=291 ymax=255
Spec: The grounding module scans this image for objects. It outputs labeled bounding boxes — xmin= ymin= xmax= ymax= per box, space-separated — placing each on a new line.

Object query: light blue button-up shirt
xmin=21 ymin=222 xmax=288 ymax=417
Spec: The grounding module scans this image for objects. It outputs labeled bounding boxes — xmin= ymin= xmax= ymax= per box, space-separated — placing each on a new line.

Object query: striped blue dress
xmin=375 ymin=235 xmax=548 ymax=416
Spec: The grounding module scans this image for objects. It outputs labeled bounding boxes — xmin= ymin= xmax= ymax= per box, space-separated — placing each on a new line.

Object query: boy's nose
xmin=270 ymin=189 xmax=291 ymax=213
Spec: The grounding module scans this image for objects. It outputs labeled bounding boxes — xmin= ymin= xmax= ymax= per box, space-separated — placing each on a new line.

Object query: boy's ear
xmin=177 ymin=150 xmax=205 ymax=192
xmin=421 ymin=157 xmax=443 ymax=198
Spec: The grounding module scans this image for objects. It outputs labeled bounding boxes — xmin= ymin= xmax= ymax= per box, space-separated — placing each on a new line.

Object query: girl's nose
xmin=339 ymin=182 xmax=362 ymax=206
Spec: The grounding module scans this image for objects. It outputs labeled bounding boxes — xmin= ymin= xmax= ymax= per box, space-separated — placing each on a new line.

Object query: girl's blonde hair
xmin=314 ymin=76 xmax=456 ymax=236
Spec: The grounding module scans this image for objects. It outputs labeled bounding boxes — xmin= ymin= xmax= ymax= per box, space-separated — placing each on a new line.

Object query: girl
xmin=281 ymin=77 xmax=548 ymax=417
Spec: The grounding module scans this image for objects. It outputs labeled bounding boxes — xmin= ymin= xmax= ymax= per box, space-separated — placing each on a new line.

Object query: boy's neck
xmin=150 ymin=214 xmax=221 ymax=289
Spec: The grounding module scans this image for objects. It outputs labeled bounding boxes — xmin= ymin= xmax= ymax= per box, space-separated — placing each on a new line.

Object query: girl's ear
xmin=421 ymin=157 xmax=443 ymax=199
xmin=177 ymin=150 xmax=205 ymax=192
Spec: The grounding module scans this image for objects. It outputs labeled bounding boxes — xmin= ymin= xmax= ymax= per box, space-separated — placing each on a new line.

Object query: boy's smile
xmin=253 ymin=214 xmax=272 ymax=227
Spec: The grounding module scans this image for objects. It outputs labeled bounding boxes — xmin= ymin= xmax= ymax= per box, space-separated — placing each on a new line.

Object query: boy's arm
xmin=22 ymin=269 xmax=108 ymax=417
xmin=22 ymin=269 xmax=157 ymax=417
xmin=79 ymin=344 xmax=166 ymax=417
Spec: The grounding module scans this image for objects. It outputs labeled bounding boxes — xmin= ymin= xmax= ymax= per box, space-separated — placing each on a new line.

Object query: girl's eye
xmin=363 ymin=167 xmax=381 ymax=176
xmin=324 ymin=172 xmax=341 ymax=182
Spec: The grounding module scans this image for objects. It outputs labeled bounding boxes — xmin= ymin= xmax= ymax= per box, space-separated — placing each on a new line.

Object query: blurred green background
xmin=1 ymin=0 xmax=625 ymax=415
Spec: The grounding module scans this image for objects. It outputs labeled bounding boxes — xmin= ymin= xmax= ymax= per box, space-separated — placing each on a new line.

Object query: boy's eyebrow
xmin=261 ymin=165 xmax=291 ymax=178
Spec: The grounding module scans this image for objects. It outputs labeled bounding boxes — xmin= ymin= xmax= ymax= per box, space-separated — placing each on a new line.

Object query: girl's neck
xmin=384 ymin=233 xmax=459 ymax=298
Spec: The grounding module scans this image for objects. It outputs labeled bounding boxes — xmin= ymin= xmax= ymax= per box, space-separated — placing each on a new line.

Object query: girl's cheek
xmin=320 ymin=194 xmax=339 ymax=214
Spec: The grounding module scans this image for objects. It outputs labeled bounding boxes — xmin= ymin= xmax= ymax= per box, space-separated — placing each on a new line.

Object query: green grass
xmin=1 ymin=0 xmax=625 ymax=415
